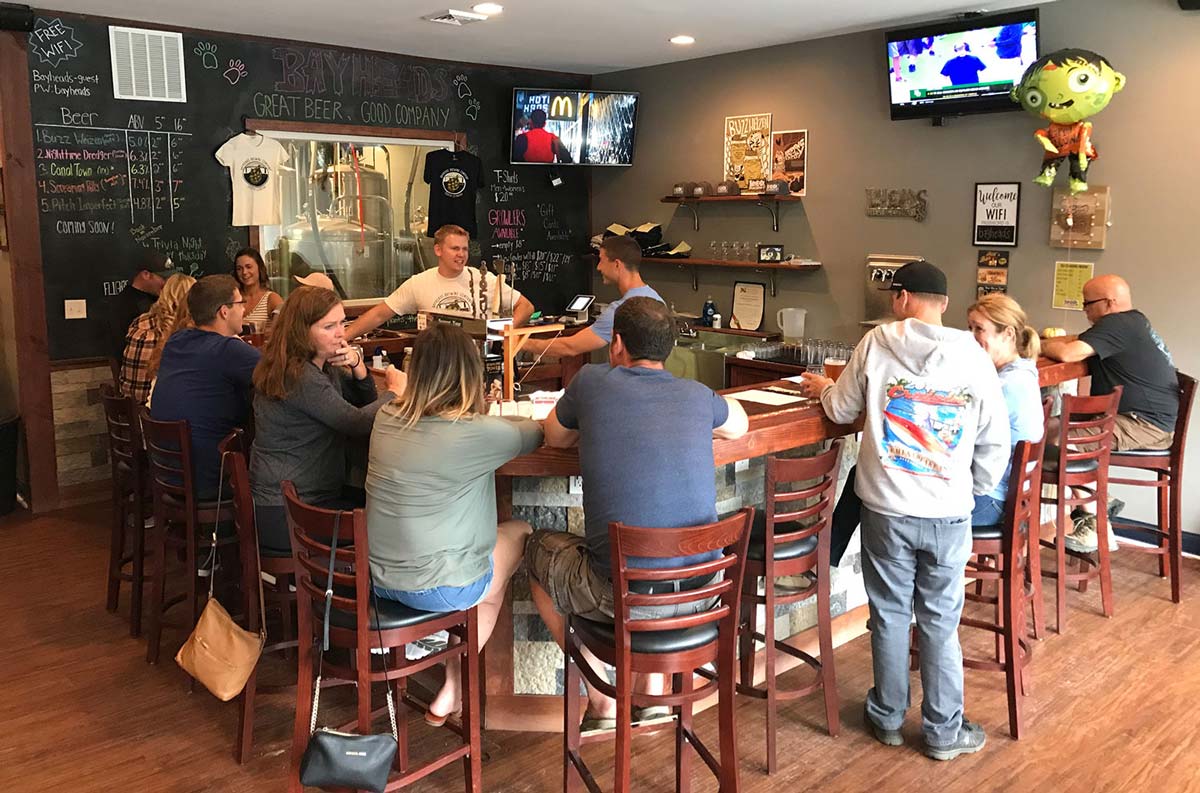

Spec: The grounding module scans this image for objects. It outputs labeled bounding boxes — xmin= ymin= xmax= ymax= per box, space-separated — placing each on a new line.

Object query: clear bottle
xmin=701 ymin=295 xmax=717 ymax=327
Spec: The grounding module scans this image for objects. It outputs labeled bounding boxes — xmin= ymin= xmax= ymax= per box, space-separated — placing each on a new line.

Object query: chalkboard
xmin=27 ymin=15 xmax=591 ymax=360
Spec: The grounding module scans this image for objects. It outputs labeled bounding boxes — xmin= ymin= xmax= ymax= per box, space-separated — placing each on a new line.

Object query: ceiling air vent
xmin=109 ymin=25 xmax=187 ymax=103
xmin=422 ymin=9 xmax=489 ymax=26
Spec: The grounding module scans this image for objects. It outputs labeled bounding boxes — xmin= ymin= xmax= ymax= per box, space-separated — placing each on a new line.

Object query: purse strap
xmin=309 ymin=512 xmax=398 ymax=742
xmin=211 ymin=450 xmax=268 ymax=638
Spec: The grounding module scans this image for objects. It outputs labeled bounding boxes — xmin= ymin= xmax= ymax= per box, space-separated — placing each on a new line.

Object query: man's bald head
xmin=1082 ymin=274 xmax=1132 ymax=322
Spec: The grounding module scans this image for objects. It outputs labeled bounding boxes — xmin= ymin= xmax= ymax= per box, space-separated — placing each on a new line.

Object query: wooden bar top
xmin=496 ymin=356 xmax=1088 ymax=477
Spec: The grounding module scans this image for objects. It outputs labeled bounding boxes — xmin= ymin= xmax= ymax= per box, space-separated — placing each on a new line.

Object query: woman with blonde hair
xmin=250 ymin=285 xmax=405 ymax=551
xmin=966 ymin=292 xmax=1045 ymax=526
xmin=119 ymin=272 xmax=195 ymax=403
xmin=366 ymin=323 xmax=542 ymax=726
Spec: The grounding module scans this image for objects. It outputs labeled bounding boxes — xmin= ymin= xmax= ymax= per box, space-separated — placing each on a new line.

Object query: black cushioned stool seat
xmin=746 ymin=511 xmax=819 ymax=561
xmin=971 ymin=524 xmax=1003 ymax=541
xmin=574 ymin=617 xmax=719 ymax=654
xmin=326 ymin=598 xmax=453 ymax=631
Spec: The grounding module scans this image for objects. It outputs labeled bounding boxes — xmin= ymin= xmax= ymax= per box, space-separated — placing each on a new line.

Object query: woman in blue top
xmin=966 ymin=293 xmax=1045 ymax=526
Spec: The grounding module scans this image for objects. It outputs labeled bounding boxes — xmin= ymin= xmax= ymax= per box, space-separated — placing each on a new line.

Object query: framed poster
xmin=1050 ymin=185 xmax=1110 ymax=249
xmin=771 ymin=129 xmax=807 ymax=196
xmin=723 ymin=113 xmax=771 ymax=193
xmin=1052 ymin=261 xmax=1094 ymax=310
xmin=973 ymin=182 xmax=1020 ymax=246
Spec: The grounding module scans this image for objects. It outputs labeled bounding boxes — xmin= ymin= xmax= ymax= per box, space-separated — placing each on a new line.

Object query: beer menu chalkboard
xmin=28 ymin=15 xmax=591 ymax=360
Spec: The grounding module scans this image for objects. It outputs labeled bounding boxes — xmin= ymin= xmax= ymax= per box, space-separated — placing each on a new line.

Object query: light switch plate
xmin=64 ymin=299 xmax=87 ymax=319
xmin=569 ymin=476 xmax=583 ymax=495
xmin=735 ymin=459 xmax=750 ymax=473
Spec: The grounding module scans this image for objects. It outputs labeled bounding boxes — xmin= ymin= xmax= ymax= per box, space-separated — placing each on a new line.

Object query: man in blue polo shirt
xmin=525 ymin=296 xmax=748 ymax=729
xmin=521 ymin=235 xmax=663 ymax=360
xmin=151 ymin=274 xmax=260 ymax=498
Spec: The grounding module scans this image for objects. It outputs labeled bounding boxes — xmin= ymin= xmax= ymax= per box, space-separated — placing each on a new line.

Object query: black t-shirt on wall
xmin=1079 ymin=309 xmax=1178 ymax=431
xmin=423 ymin=149 xmax=485 ymax=238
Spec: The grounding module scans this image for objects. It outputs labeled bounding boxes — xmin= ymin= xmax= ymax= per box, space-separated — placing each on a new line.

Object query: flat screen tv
xmin=886 ymin=9 xmax=1040 ymax=121
xmin=510 ymin=89 xmax=639 ymax=166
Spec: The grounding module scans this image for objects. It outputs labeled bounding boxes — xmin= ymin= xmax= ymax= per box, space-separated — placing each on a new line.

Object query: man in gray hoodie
xmin=799 ymin=260 xmax=1010 ymax=760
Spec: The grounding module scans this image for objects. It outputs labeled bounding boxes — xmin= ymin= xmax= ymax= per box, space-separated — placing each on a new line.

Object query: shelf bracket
xmin=682 ymin=265 xmax=698 ymax=291
xmin=767 ymin=269 xmax=777 ymax=297
xmin=682 ymin=200 xmax=699 ymax=231
xmin=755 ymin=197 xmax=781 ymax=232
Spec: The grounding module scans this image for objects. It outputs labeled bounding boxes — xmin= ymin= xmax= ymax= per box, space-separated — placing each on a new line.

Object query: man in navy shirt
xmin=151 ymin=274 xmax=260 ymax=498
xmin=525 ymin=297 xmax=748 ymax=729
xmin=941 ymin=42 xmax=987 ymax=86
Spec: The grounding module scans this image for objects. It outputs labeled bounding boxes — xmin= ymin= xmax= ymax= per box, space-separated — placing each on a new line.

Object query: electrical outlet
xmin=734 ymin=459 xmax=750 ymax=473
xmin=568 ymin=476 xmax=583 ymax=494
xmin=64 ymin=299 xmax=87 ymax=319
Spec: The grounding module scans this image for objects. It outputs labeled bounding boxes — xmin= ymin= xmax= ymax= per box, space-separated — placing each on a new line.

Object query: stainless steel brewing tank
xmin=318 ymin=164 xmax=389 ymax=232
xmin=281 ymin=215 xmax=388 ymax=299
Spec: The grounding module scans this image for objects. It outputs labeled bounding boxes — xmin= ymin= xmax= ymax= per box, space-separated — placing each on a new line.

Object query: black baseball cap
xmin=136 ymin=248 xmax=179 ymax=277
xmin=882 ymin=259 xmax=947 ymax=297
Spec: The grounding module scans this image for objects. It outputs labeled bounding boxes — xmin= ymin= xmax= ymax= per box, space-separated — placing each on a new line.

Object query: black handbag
xmin=299 ymin=514 xmax=399 ymax=793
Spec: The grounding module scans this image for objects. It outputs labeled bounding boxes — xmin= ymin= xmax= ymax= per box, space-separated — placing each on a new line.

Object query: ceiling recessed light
xmin=669 ymin=35 xmax=695 ymax=45
xmin=473 ymin=2 xmax=503 ymax=13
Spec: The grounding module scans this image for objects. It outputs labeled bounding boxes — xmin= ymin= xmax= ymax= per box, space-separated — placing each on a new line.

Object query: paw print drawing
xmin=464 ymin=98 xmax=481 ymax=120
xmin=453 ymin=74 xmax=473 ymax=99
xmin=194 ymin=42 xmax=219 ymax=69
xmin=223 ymin=59 xmax=248 ymax=85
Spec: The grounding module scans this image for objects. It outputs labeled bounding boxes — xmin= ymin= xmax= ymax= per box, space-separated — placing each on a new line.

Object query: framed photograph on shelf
xmin=973 ymin=182 xmax=1020 ymax=246
xmin=757 ymin=243 xmax=784 ymax=263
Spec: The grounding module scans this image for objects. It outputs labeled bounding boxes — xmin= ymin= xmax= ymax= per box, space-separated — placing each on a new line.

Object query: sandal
xmin=580 ymin=712 xmax=618 ymax=733
xmin=424 ymin=707 xmax=462 ymax=728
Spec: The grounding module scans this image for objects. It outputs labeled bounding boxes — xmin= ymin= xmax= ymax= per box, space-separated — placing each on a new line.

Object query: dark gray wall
xmin=591 ymin=0 xmax=1200 ymax=533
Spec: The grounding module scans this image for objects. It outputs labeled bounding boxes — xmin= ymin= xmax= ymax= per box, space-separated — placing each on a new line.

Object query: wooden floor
xmin=3 ymin=503 xmax=1200 ymax=792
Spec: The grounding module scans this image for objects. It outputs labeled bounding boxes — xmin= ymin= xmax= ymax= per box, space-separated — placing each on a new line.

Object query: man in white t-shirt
xmin=345 ymin=224 xmax=535 ymax=339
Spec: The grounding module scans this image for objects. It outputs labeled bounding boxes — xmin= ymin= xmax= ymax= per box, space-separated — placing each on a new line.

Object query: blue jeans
xmin=971 ymin=494 xmax=1005 ymax=527
xmin=374 ymin=557 xmax=494 ymax=612
xmin=860 ymin=507 xmax=973 ymax=748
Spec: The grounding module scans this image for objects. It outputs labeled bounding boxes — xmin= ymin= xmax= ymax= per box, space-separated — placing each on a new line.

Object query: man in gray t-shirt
xmin=525 ymin=297 xmax=748 ymax=727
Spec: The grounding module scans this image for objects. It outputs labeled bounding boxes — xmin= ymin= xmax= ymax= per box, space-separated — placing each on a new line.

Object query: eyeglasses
xmin=225 ymin=300 xmax=247 ymax=307
xmin=1081 ymin=297 xmax=1109 ymax=308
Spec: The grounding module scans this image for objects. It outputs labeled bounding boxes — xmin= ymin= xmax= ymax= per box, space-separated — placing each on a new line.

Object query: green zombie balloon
xmin=1011 ymin=48 xmax=1126 ymax=194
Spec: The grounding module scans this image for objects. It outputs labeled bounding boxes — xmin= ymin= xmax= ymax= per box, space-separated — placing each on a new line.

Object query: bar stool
xmin=140 ymin=411 xmax=239 ymax=666
xmin=1108 ymin=372 xmax=1196 ymax=603
xmin=100 ymin=383 xmax=150 ymax=637
xmin=1039 ymin=388 xmax=1122 ymax=633
xmin=961 ymin=436 xmax=1046 ymax=739
xmin=283 ymin=482 xmax=482 ymax=793
xmin=737 ymin=442 xmax=842 ymax=774
xmin=218 ymin=431 xmax=298 ymax=764
xmin=562 ymin=508 xmax=753 ymax=793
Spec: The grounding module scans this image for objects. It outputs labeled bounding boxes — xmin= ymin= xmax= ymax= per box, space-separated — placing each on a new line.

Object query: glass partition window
xmin=256 ymin=131 xmax=451 ymax=301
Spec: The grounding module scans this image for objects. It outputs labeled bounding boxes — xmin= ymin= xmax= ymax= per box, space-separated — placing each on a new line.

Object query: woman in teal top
xmin=366 ymin=323 xmax=542 ymax=725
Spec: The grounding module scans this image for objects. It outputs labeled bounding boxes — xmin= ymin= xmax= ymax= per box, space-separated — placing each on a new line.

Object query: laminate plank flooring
xmin=2 ymin=503 xmax=1199 ymax=792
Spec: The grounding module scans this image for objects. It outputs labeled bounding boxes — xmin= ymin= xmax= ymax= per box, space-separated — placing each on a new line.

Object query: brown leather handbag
xmin=175 ymin=455 xmax=266 ymax=701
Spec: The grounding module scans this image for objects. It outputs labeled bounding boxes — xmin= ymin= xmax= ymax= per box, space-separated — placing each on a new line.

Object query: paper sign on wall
xmin=1052 ymin=261 xmax=1094 ymax=311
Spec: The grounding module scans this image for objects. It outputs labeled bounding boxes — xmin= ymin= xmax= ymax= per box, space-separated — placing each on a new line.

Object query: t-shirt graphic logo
xmin=434 ymin=292 xmax=475 ymax=314
xmin=441 ymin=168 xmax=467 ymax=197
xmin=880 ymin=379 xmax=971 ymax=479
xmin=242 ymin=158 xmax=270 ymax=189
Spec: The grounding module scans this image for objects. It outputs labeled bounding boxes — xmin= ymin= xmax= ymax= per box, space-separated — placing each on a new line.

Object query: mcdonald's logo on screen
xmin=548 ymin=93 xmax=578 ymax=121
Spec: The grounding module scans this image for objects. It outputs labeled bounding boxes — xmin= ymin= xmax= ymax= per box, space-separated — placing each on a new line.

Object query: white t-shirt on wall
xmin=215 ymin=134 xmax=288 ymax=226
xmin=383 ymin=268 xmax=524 ymax=318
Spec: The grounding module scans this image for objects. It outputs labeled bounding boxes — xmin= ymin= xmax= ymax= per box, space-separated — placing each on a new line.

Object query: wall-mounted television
xmin=886 ymin=9 xmax=1040 ymax=121
xmin=510 ymin=89 xmax=639 ymax=166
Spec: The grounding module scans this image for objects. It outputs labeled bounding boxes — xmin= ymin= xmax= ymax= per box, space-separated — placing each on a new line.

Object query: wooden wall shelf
xmin=661 ymin=193 xmax=803 ymax=232
xmin=642 ymin=256 xmax=821 ymax=296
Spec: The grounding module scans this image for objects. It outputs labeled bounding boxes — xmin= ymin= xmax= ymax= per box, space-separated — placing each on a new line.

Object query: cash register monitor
xmin=563 ymin=294 xmax=595 ymax=323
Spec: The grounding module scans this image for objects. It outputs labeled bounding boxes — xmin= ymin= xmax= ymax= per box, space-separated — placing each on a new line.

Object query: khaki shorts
xmin=524 ymin=529 xmax=719 ymax=623
xmin=1079 ymin=412 xmax=1174 ymax=452
xmin=525 ymin=530 xmax=615 ymax=622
